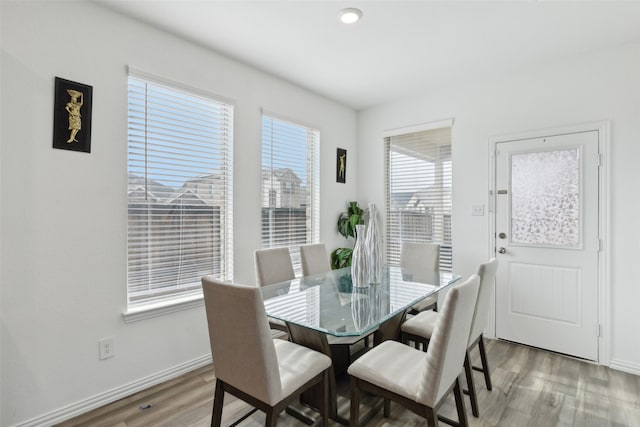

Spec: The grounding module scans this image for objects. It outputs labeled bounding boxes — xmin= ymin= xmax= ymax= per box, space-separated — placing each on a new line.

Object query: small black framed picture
xmin=336 ymin=148 xmax=347 ymax=183
xmin=53 ymin=77 xmax=93 ymax=153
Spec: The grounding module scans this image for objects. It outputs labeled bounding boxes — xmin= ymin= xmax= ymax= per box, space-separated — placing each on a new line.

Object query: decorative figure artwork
xmin=337 ymin=148 xmax=347 ymax=183
xmin=53 ymin=77 xmax=92 ymax=153
xmin=65 ymin=89 xmax=83 ymax=143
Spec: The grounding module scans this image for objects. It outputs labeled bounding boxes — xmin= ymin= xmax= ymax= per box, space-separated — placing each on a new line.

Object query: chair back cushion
xmin=254 ymin=247 xmax=295 ymax=286
xmin=417 ymin=274 xmax=480 ymax=406
xmin=201 ymin=277 xmax=283 ymax=403
xmin=300 ymin=243 xmax=331 ymax=276
xmin=469 ymin=258 xmax=499 ymax=343
xmin=400 ymin=242 xmax=440 ymax=283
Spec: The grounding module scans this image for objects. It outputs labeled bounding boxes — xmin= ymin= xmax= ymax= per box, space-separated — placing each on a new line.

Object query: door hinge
xmin=596 ymin=324 xmax=601 ymax=337
xmin=597 ymin=238 xmax=603 ymax=252
xmin=596 ymin=153 xmax=602 ymax=167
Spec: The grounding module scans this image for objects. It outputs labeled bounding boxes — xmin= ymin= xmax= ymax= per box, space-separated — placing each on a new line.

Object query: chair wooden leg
xmin=478 ymin=335 xmax=493 ymax=391
xmin=211 ymin=379 xmax=224 ymax=427
xmin=265 ymin=408 xmax=278 ymax=427
xmin=321 ymin=370 xmax=329 ymax=427
xmin=463 ymin=352 xmax=479 ymax=417
xmin=453 ymin=377 xmax=469 ymax=427
xmin=425 ymin=406 xmax=439 ymax=427
xmin=350 ymin=378 xmax=360 ymax=427
xmin=383 ymin=398 xmax=391 ymax=418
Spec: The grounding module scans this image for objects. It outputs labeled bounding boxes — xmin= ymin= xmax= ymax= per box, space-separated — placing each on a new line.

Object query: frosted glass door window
xmin=511 ymin=148 xmax=580 ymax=247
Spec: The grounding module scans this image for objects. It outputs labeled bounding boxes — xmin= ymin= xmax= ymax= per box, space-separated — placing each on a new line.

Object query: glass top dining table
xmin=260 ymin=265 xmax=461 ymax=337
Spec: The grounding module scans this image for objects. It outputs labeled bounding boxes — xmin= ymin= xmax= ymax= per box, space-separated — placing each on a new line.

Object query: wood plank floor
xmin=56 ymin=339 xmax=640 ymax=426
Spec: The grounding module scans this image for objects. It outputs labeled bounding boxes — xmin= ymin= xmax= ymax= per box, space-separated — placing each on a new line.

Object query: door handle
xmin=497 ymin=247 xmax=506 ymax=254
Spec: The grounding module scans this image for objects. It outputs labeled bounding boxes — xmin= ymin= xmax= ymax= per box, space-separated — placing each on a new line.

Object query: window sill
xmin=123 ymin=294 xmax=204 ymax=323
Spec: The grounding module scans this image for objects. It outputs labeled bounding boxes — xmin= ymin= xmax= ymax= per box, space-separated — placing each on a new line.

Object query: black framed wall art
xmin=53 ymin=77 xmax=93 ymax=153
xmin=336 ymin=148 xmax=347 ymax=183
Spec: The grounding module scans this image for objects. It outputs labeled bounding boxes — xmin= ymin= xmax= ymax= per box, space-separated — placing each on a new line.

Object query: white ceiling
xmin=96 ymin=1 xmax=640 ymax=110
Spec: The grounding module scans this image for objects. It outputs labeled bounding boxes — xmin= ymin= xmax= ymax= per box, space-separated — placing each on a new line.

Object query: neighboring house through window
xmin=127 ymin=72 xmax=233 ymax=311
xmin=385 ymin=124 xmax=452 ymax=270
xmin=261 ymin=114 xmax=320 ymax=274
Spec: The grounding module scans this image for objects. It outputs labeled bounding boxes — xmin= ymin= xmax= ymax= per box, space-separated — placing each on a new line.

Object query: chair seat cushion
xmin=348 ymin=340 xmax=426 ymax=402
xmin=271 ymin=328 xmax=289 ymax=340
xmin=274 ymin=340 xmax=332 ymax=405
xmin=401 ymin=310 xmax=440 ymax=339
xmin=411 ymin=295 xmax=437 ymax=312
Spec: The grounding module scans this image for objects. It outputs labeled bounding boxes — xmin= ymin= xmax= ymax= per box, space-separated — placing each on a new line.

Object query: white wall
xmin=4 ymin=1 xmax=638 ymax=425
xmin=0 ymin=2 xmax=357 ymax=425
xmin=357 ymin=42 xmax=640 ymax=373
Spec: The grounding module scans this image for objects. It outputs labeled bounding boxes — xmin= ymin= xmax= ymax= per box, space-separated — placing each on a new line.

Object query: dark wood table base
xmin=286 ymin=310 xmax=406 ymax=425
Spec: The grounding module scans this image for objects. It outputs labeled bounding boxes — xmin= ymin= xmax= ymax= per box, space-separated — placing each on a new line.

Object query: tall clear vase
xmin=351 ymin=286 xmax=371 ymax=331
xmin=365 ymin=203 xmax=383 ymax=285
xmin=351 ymin=224 xmax=369 ymax=288
xmin=369 ymin=280 xmax=382 ymax=323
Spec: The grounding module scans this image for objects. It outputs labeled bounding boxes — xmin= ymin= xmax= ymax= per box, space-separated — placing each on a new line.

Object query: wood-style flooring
xmin=56 ymin=339 xmax=640 ymax=427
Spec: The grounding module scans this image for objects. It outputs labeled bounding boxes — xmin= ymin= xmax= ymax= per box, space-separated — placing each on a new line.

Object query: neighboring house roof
xmin=127 ymin=173 xmax=175 ymax=199
xmin=262 ymin=167 xmax=302 ymax=184
xmin=168 ymin=188 xmax=215 ymax=206
xmin=127 ymin=185 xmax=162 ymax=203
xmin=406 ymin=186 xmax=452 ymax=211
xmin=181 ymin=173 xmax=224 ymax=187
xmin=128 ymin=173 xmax=225 ymax=206
xmin=129 ymin=169 xmax=303 ymax=208
xmin=390 ymin=191 xmax=414 ymax=208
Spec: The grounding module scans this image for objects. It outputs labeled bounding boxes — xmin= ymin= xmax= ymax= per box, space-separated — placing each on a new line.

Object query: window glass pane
xmin=386 ymin=127 xmax=452 ymax=271
xmin=127 ymin=76 xmax=233 ymax=307
xmin=261 ymin=115 xmax=319 ymax=274
xmin=511 ymin=148 xmax=580 ymax=246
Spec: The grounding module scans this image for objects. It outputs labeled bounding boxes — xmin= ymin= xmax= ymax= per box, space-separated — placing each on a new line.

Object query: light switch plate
xmin=471 ymin=204 xmax=485 ymax=216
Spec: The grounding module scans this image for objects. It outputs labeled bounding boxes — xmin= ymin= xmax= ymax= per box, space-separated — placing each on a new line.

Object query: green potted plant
xmin=330 ymin=201 xmax=365 ymax=269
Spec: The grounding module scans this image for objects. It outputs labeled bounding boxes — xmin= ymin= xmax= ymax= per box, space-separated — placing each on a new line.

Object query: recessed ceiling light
xmin=339 ymin=8 xmax=362 ymax=24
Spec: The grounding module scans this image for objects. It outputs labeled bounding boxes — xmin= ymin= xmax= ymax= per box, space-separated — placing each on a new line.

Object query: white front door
xmin=495 ymin=131 xmax=599 ymax=361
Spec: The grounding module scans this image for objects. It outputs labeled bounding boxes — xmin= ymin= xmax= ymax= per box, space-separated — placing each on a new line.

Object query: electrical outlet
xmin=99 ymin=337 xmax=115 ymax=360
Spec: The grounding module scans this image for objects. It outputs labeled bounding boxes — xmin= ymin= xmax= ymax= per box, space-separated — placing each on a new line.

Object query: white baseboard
xmin=609 ymin=358 xmax=640 ymax=376
xmin=13 ymin=354 xmax=212 ymax=427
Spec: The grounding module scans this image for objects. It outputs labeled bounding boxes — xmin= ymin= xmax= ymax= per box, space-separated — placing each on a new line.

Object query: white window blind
xmin=385 ymin=127 xmax=452 ymax=270
xmin=261 ymin=114 xmax=320 ymax=274
xmin=127 ymin=75 xmax=233 ymax=309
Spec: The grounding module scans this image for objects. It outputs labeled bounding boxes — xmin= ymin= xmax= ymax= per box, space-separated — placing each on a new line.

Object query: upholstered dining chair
xmin=202 ymin=277 xmax=332 ymax=427
xmin=299 ymin=243 xmax=331 ymax=276
xmin=401 ymin=258 xmax=499 ymax=417
xmin=255 ymin=247 xmax=296 ymax=287
xmin=401 ymin=242 xmax=441 ymax=314
xmin=254 ymin=247 xmax=296 ymax=338
xmin=348 ymin=274 xmax=480 ymax=427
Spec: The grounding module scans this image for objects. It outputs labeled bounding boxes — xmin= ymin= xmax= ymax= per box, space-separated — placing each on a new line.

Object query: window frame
xmin=384 ymin=121 xmax=453 ymax=271
xmin=124 ymin=69 xmax=234 ymax=321
xmin=260 ymin=112 xmax=320 ymax=274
